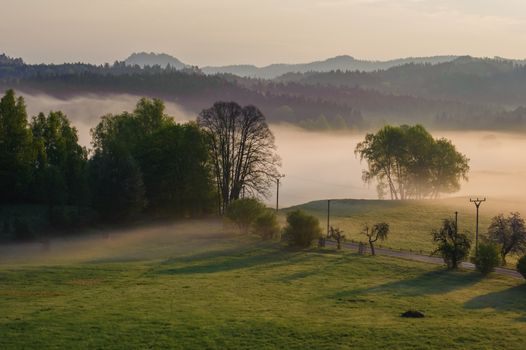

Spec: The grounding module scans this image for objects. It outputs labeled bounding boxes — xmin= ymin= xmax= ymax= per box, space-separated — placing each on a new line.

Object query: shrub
xmin=283 ymin=210 xmax=321 ymax=248
xmin=517 ymin=255 xmax=526 ymax=280
xmin=253 ymin=209 xmax=280 ymax=240
xmin=328 ymin=226 xmax=346 ymax=250
xmin=225 ymin=198 xmax=266 ymax=234
xmin=432 ymin=218 xmax=471 ymax=269
xmin=474 ymin=243 xmax=501 ymax=275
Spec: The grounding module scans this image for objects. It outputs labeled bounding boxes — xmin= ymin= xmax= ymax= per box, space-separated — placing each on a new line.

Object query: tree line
xmin=0 ymin=90 xmax=279 ymax=239
xmin=1 ymin=86 xmax=471 ymax=240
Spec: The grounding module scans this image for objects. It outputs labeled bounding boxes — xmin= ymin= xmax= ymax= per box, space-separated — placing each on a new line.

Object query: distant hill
xmin=276 ymin=56 xmax=526 ymax=106
xmin=3 ymin=53 xmax=526 ymax=132
xmin=124 ymin=52 xmax=187 ymax=69
xmin=201 ymin=55 xmax=459 ymax=79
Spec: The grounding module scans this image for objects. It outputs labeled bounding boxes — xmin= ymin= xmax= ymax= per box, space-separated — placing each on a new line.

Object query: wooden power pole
xmin=470 ymin=197 xmax=486 ymax=256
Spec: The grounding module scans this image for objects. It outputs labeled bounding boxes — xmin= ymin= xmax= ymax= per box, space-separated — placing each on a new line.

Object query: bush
xmin=432 ymin=218 xmax=471 ymax=269
xmin=253 ymin=209 xmax=280 ymax=240
xmin=474 ymin=243 xmax=501 ymax=275
xmin=225 ymin=198 xmax=266 ymax=234
xmin=283 ymin=210 xmax=321 ymax=248
xmin=517 ymin=255 xmax=526 ymax=280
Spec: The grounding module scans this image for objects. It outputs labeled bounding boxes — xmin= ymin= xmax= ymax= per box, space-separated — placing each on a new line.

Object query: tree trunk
xmin=369 ymin=240 xmax=375 ymax=255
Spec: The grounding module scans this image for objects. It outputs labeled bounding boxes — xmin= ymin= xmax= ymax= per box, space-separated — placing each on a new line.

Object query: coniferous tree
xmin=0 ymin=90 xmax=35 ymax=203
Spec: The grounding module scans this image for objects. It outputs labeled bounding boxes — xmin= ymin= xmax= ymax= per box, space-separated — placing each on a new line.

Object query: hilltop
xmin=124 ymin=52 xmax=187 ymax=69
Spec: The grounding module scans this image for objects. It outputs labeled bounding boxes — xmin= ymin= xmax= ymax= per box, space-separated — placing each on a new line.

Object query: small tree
xmin=432 ymin=218 xmax=471 ymax=269
xmin=488 ymin=212 xmax=526 ymax=264
xmin=253 ymin=209 xmax=280 ymax=240
xmin=283 ymin=210 xmax=322 ymax=248
xmin=517 ymin=255 xmax=526 ymax=280
xmin=225 ymin=198 xmax=266 ymax=234
xmin=474 ymin=242 xmax=501 ymax=275
xmin=362 ymin=222 xmax=390 ymax=255
xmin=328 ymin=226 xmax=346 ymax=250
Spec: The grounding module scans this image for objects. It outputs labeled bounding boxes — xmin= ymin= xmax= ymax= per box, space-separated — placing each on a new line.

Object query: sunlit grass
xmin=284 ymin=197 xmax=526 ymax=266
xmin=1 ymin=222 xmax=525 ymax=349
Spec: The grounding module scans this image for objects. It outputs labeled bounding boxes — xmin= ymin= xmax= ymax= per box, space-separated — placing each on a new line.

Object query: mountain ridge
xmin=121 ymin=51 xmax=461 ymax=78
xmin=201 ymin=55 xmax=461 ymax=78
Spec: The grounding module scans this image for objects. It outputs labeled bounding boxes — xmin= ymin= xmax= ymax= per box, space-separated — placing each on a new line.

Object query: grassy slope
xmin=283 ymin=197 xmax=526 ymax=262
xmin=1 ymin=220 xmax=525 ymax=349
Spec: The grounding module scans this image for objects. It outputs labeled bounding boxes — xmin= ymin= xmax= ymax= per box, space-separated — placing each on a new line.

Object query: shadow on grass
xmin=153 ymin=243 xmax=309 ymax=276
xmin=464 ymin=284 xmax=526 ymax=322
xmin=329 ymin=268 xmax=482 ymax=300
xmin=159 ymin=244 xmax=260 ymax=265
xmin=275 ymin=249 xmax=357 ymax=282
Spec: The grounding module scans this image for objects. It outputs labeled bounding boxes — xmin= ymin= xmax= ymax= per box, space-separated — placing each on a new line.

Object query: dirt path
xmin=328 ymin=241 xmax=523 ymax=279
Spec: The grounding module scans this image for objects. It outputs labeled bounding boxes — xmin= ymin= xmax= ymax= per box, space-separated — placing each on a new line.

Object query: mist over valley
xmin=3 ymin=2 xmax=526 ymax=346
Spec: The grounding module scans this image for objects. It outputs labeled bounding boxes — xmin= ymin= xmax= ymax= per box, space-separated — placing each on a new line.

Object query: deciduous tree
xmin=362 ymin=222 xmax=390 ymax=255
xmin=198 ymin=102 xmax=280 ymax=213
xmin=355 ymin=124 xmax=469 ymax=199
xmin=487 ymin=212 xmax=526 ymax=264
xmin=432 ymin=218 xmax=471 ymax=269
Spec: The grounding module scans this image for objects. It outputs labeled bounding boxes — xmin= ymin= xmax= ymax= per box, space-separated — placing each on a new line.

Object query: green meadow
xmin=1 ymin=219 xmax=525 ymax=349
xmin=284 ymin=197 xmax=526 ymax=264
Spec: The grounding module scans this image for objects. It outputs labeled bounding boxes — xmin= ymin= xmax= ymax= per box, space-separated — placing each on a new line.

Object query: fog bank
xmin=21 ymin=93 xmax=195 ymax=147
xmin=268 ymin=127 xmax=526 ymax=207
xmin=17 ymin=93 xmax=526 ymax=208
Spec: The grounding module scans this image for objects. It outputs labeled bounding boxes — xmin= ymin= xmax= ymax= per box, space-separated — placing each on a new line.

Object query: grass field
xmin=283 ymin=197 xmax=526 ymax=265
xmin=1 ymin=220 xmax=525 ymax=349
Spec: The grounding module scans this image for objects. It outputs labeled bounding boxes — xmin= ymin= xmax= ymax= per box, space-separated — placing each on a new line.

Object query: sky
xmin=1 ymin=0 xmax=526 ymax=66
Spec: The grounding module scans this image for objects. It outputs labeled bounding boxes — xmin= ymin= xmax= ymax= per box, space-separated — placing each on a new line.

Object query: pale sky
xmin=1 ymin=0 xmax=525 ymax=66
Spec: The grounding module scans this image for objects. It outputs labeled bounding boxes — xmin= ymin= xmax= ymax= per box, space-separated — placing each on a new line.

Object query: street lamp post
xmin=275 ymin=174 xmax=285 ymax=212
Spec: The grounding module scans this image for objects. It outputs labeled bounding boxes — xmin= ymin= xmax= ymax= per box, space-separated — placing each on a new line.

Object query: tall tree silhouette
xmin=0 ymin=90 xmax=34 ymax=203
xmin=198 ymin=102 xmax=280 ymax=213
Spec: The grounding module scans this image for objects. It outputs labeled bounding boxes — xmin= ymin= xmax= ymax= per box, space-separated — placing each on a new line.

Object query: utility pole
xmin=275 ymin=174 xmax=285 ymax=212
xmin=470 ymin=197 xmax=486 ymax=256
xmin=327 ymin=199 xmax=331 ymax=236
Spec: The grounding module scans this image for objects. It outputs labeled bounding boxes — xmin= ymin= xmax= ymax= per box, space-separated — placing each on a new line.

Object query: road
xmin=327 ymin=240 xmax=523 ymax=279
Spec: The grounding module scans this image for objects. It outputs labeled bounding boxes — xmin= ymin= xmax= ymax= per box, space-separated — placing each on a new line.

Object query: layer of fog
xmin=21 ymin=93 xmax=196 ymax=147
xmin=0 ymin=220 xmax=232 ymax=265
xmin=269 ymin=127 xmax=526 ymax=207
xmin=19 ymin=93 xmax=526 ymax=208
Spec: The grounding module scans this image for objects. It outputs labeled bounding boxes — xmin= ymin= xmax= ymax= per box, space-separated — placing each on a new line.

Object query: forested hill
xmin=1 ymin=53 xmax=526 ymax=131
xmin=115 ymin=52 xmax=459 ymax=78
xmin=201 ymin=55 xmax=459 ymax=79
xmin=277 ymin=56 xmax=526 ymax=107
